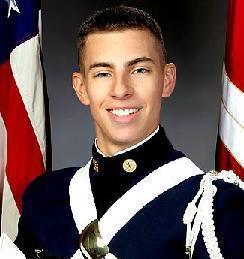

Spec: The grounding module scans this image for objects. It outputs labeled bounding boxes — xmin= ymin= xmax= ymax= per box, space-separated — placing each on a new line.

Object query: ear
xmin=162 ymin=63 xmax=176 ymax=98
xmin=72 ymin=72 xmax=90 ymax=105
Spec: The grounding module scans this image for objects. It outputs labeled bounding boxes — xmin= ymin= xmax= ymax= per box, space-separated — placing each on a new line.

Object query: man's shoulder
xmin=184 ymin=170 xmax=244 ymax=204
xmin=180 ymin=171 xmax=244 ymax=230
xmin=22 ymin=167 xmax=81 ymax=208
xmin=19 ymin=167 xmax=83 ymax=257
xmin=214 ymin=177 xmax=244 ymax=210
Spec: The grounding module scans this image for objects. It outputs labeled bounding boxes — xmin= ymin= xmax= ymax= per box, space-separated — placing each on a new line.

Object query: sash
xmin=69 ymin=157 xmax=203 ymax=258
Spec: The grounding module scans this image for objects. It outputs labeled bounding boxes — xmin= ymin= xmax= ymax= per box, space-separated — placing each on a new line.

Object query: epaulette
xmin=183 ymin=170 xmax=244 ymax=259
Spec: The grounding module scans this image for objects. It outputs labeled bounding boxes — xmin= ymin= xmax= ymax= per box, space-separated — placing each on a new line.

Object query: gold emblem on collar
xmin=123 ymin=159 xmax=137 ymax=173
xmin=92 ymin=158 xmax=99 ymax=173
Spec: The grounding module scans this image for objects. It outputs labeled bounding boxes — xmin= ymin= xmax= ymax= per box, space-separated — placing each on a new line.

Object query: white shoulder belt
xmin=69 ymin=157 xmax=203 ymax=258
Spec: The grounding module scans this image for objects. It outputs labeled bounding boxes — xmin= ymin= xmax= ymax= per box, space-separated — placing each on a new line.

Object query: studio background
xmin=42 ymin=0 xmax=228 ymax=172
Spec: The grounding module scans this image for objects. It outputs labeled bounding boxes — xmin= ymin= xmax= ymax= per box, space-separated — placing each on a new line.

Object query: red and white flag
xmin=216 ymin=0 xmax=244 ymax=179
xmin=0 ymin=0 xmax=46 ymax=239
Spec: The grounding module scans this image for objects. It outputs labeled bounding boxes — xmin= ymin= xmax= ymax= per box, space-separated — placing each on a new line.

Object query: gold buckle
xmin=80 ymin=219 xmax=109 ymax=259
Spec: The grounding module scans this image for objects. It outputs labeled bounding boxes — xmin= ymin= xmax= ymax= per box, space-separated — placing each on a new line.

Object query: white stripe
xmin=219 ymin=101 xmax=244 ymax=167
xmin=222 ymin=65 xmax=244 ymax=127
xmin=0 ymin=115 xmax=7 ymax=199
xmin=70 ymin=249 xmax=117 ymax=259
xmin=1 ymin=177 xmax=20 ymax=241
xmin=38 ymin=10 xmax=42 ymax=49
xmin=99 ymin=157 xmax=203 ymax=244
xmin=70 ymin=163 xmax=120 ymax=259
xmin=69 ymin=161 xmax=97 ymax=233
xmin=10 ymin=35 xmax=46 ymax=164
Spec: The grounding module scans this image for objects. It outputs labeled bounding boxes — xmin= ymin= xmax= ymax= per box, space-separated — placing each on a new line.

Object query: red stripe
xmin=0 ymin=60 xmax=45 ymax=213
xmin=225 ymin=0 xmax=244 ymax=92
xmin=215 ymin=136 xmax=244 ymax=180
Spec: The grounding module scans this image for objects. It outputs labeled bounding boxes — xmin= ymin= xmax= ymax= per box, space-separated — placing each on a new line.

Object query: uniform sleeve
xmin=14 ymin=183 xmax=42 ymax=258
xmin=14 ymin=214 xmax=40 ymax=257
xmin=214 ymin=181 xmax=244 ymax=258
xmin=14 ymin=168 xmax=79 ymax=259
xmin=14 ymin=179 xmax=60 ymax=259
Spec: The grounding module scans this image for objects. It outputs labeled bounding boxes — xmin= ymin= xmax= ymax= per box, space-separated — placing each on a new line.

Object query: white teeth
xmin=110 ymin=108 xmax=139 ymax=116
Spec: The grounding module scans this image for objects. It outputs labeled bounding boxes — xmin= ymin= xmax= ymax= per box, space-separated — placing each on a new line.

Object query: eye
xmin=132 ymin=67 xmax=150 ymax=74
xmin=94 ymin=72 xmax=112 ymax=78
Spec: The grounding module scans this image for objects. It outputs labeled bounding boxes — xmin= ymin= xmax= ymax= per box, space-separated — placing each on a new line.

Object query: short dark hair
xmin=77 ymin=6 xmax=167 ymax=71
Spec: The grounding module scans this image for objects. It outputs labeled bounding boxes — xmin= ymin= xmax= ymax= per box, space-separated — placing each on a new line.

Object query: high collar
xmin=94 ymin=126 xmax=159 ymax=157
xmin=91 ymin=125 xmax=173 ymax=177
xmin=90 ymin=125 xmax=184 ymax=218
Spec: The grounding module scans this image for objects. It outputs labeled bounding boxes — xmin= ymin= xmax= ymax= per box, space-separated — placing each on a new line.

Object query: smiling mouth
xmin=107 ymin=108 xmax=141 ymax=117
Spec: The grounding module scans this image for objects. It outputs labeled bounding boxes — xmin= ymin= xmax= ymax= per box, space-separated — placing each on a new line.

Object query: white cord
xmin=183 ymin=170 xmax=244 ymax=259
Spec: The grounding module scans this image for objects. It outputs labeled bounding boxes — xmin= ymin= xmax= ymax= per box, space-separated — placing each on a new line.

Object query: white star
xmin=4 ymin=0 xmax=20 ymax=18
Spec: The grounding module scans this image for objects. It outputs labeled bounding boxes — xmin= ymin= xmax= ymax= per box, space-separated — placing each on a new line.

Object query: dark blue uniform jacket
xmin=15 ymin=126 xmax=244 ymax=258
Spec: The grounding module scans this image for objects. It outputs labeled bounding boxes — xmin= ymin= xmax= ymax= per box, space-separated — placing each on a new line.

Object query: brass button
xmin=123 ymin=159 xmax=137 ymax=173
xmin=92 ymin=158 xmax=99 ymax=173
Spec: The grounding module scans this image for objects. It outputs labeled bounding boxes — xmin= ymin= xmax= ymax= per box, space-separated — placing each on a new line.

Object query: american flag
xmin=0 ymin=0 xmax=46 ymax=239
xmin=216 ymin=0 xmax=244 ymax=179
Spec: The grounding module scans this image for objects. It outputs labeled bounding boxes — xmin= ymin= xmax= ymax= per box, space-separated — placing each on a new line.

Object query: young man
xmin=14 ymin=6 xmax=244 ymax=259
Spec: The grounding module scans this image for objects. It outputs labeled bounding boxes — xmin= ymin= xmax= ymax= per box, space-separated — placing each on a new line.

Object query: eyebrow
xmin=126 ymin=57 xmax=155 ymax=66
xmin=89 ymin=62 xmax=114 ymax=71
xmin=88 ymin=56 xmax=154 ymax=72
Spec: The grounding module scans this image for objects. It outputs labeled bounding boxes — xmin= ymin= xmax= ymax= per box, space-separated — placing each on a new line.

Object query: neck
xmin=95 ymin=141 xmax=130 ymax=157
xmin=95 ymin=126 xmax=160 ymax=157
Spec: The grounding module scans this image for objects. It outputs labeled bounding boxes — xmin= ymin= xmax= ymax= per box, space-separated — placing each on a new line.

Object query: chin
xmin=109 ymin=129 xmax=143 ymax=147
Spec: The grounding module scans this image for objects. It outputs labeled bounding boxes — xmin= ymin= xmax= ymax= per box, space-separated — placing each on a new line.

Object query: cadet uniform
xmin=15 ymin=126 xmax=244 ymax=259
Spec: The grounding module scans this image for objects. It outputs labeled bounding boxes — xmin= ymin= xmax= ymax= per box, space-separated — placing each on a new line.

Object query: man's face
xmin=73 ymin=29 xmax=176 ymax=155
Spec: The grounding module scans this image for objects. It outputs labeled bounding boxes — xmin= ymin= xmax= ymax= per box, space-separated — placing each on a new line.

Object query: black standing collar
xmin=89 ymin=125 xmax=184 ymax=218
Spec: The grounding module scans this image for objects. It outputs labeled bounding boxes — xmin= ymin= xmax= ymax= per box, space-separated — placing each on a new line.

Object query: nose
xmin=110 ymin=74 xmax=133 ymax=99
